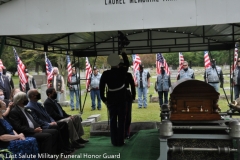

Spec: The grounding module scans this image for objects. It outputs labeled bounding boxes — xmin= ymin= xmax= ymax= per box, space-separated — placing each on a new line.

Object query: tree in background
xmin=0 ymin=47 xmax=233 ymax=76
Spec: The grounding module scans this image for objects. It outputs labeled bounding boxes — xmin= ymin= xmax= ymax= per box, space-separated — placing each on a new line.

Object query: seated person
xmin=26 ymin=89 xmax=74 ymax=153
xmin=44 ymin=87 xmax=88 ymax=148
xmin=0 ymin=89 xmax=14 ymax=119
xmin=8 ymin=92 xmax=62 ymax=155
xmin=0 ymin=100 xmax=39 ymax=158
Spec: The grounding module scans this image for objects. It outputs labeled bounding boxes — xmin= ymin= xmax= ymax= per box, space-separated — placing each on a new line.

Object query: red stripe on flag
xmin=85 ymin=57 xmax=92 ymax=89
xmin=13 ymin=47 xmax=27 ymax=91
xmin=156 ymin=53 xmax=170 ymax=75
xmin=45 ymin=53 xmax=53 ymax=87
xmin=66 ymin=55 xmax=72 ymax=83
xmin=132 ymin=54 xmax=141 ymax=83
xmin=232 ymin=47 xmax=238 ymax=72
xmin=204 ymin=51 xmax=211 ymax=69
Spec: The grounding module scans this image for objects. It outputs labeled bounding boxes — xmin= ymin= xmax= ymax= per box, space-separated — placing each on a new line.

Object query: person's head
xmin=13 ymin=91 xmax=28 ymax=107
xmin=53 ymin=67 xmax=59 ymax=75
xmin=93 ymin=67 xmax=98 ymax=74
xmin=183 ymin=61 xmax=188 ymax=71
xmin=46 ymin=87 xmax=57 ymax=100
xmin=0 ymin=89 xmax=4 ymax=101
xmin=72 ymin=67 xmax=76 ymax=74
xmin=27 ymin=89 xmax=41 ymax=102
xmin=139 ymin=64 xmax=144 ymax=72
xmin=10 ymin=88 xmax=21 ymax=101
xmin=25 ymin=68 xmax=29 ymax=77
xmin=107 ymin=53 xmax=121 ymax=68
xmin=211 ymin=59 xmax=216 ymax=68
xmin=0 ymin=100 xmax=6 ymax=115
xmin=161 ymin=66 xmax=165 ymax=74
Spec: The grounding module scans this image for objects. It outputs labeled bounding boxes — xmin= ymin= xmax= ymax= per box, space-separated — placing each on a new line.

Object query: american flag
xmin=45 ymin=53 xmax=53 ymax=87
xmin=178 ymin=52 xmax=185 ymax=71
xmin=232 ymin=44 xmax=239 ymax=72
xmin=13 ymin=47 xmax=27 ymax=91
xmin=204 ymin=51 xmax=211 ymax=69
xmin=66 ymin=54 xmax=72 ymax=83
xmin=156 ymin=53 xmax=170 ymax=75
xmin=0 ymin=59 xmax=4 ymax=69
xmin=176 ymin=52 xmax=185 ymax=78
xmin=85 ymin=57 xmax=92 ymax=89
xmin=132 ymin=54 xmax=141 ymax=82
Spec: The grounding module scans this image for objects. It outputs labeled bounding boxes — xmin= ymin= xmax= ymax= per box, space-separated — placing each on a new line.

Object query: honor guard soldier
xmin=99 ymin=51 xmax=129 ymax=146
xmin=177 ymin=61 xmax=195 ymax=80
xmin=204 ymin=59 xmax=224 ymax=92
xmin=119 ymin=60 xmax=136 ymax=139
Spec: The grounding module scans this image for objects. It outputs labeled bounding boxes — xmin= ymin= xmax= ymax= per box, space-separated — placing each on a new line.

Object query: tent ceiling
xmin=2 ymin=23 xmax=240 ymax=56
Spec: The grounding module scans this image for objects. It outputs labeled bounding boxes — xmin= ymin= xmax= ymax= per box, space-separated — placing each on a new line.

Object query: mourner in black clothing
xmin=119 ymin=62 xmax=136 ymax=139
xmin=99 ymin=51 xmax=129 ymax=146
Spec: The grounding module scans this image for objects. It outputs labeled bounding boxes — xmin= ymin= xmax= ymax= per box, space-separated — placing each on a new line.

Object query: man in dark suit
xmin=0 ymin=67 xmax=11 ymax=99
xmin=44 ymin=87 xmax=88 ymax=148
xmin=25 ymin=89 xmax=73 ymax=153
xmin=8 ymin=91 xmax=60 ymax=156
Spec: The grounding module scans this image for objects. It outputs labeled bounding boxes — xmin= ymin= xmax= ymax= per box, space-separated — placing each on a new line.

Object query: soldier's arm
xmin=128 ymin=73 xmax=136 ymax=100
xmin=99 ymin=72 xmax=107 ymax=103
xmin=121 ymin=52 xmax=129 ymax=68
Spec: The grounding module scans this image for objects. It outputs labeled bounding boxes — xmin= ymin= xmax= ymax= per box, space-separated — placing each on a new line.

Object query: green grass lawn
xmin=11 ymin=69 xmax=233 ymax=139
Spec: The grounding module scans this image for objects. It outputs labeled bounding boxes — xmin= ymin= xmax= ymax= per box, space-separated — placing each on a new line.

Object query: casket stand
xmin=158 ymin=79 xmax=240 ymax=160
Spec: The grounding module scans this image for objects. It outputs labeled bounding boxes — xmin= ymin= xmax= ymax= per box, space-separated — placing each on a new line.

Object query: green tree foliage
xmin=0 ymin=46 xmax=235 ymax=75
xmin=21 ymin=50 xmax=45 ymax=74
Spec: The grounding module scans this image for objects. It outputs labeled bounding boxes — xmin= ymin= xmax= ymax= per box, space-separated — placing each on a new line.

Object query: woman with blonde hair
xmin=0 ymin=100 xmax=39 ymax=159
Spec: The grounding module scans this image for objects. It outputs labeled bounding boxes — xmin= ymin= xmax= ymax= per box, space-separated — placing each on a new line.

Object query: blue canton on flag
xmin=157 ymin=53 xmax=164 ymax=66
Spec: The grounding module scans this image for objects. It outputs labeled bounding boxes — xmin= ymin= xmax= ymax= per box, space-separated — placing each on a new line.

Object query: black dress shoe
xmin=71 ymin=141 xmax=85 ymax=149
xmin=77 ymin=138 xmax=89 ymax=143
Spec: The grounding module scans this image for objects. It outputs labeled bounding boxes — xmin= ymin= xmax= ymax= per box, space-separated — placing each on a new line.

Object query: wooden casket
xmin=169 ymin=79 xmax=221 ymax=121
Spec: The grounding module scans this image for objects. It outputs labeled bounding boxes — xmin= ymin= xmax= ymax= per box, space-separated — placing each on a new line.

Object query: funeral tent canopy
xmin=0 ymin=0 xmax=240 ymax=56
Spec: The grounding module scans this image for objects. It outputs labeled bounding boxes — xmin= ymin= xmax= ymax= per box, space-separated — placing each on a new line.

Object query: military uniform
xmin=99 ymin=52 xmax=129 ymax=146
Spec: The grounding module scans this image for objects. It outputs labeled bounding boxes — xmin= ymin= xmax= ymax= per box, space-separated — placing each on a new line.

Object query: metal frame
xmin=1 ymin=24 xmax=239 ymax=56
xmin=158 ymin=133 xmax=238 ymax=160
